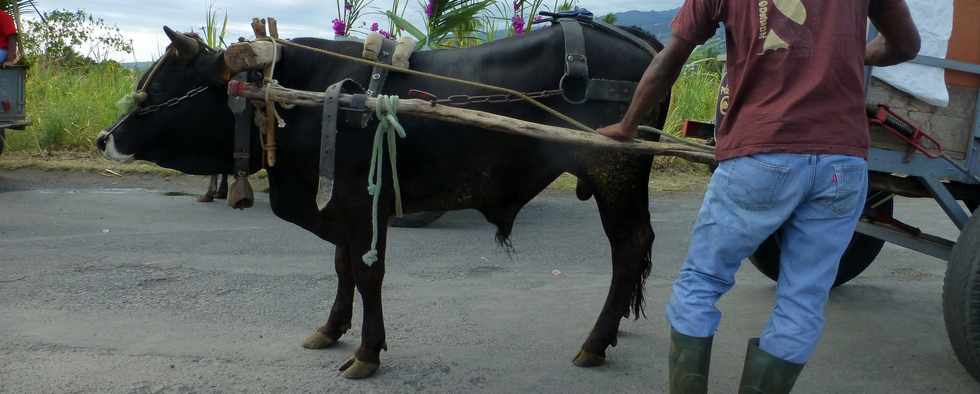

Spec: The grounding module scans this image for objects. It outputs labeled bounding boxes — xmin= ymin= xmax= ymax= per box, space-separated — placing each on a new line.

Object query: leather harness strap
xmin=558 ymin=19 xmax=590 ymax=104
xmin=228 ymin=72 xmax=256 ymax=210
xmin=366 ymin=39 xmax=399 ymax=99
xmin=557 ymin=18 xmax=651 ymax=104
xmin=317 ymin=79 xmax=366 ymax=211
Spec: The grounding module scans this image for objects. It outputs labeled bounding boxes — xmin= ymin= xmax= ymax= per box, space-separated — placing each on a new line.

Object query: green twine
xmin=115 ymin=91 xmax=147 ymax=113
xmin=363 ymin=95 xmax=407 ymax=266
xmin=115 ymin=92 xmax=139 ymax=113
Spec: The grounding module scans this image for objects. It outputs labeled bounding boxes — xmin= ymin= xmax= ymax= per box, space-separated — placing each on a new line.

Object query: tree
xmin=21 ymin=9 xmax=132 ymax=64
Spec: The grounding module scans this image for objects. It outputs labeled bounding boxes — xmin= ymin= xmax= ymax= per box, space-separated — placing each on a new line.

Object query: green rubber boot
xmin=738 ymin=338 xmax=805 ymax=394
xmin=669 ymin=328 xmax=713 ymax=394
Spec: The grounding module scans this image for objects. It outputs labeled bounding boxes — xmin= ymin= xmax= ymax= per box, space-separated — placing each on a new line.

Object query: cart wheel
xmin=389 ymin=211 xmax=446 ymax=228
xmin=943 ymin=212 xmax=980 ymax=382
xmin=749 ymin=198 xmax=893 ymax=287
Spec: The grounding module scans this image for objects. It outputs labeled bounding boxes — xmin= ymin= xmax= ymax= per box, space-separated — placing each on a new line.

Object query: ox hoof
xmin=302 ymin=330 xmax=338 ymax=349
xmin=573 ymin=349 xmax=606 ymax=367
xmin=339 ymin=355 xmax=380 ymax=379
xmin=197 ymin=193 xmax=215 ymax=203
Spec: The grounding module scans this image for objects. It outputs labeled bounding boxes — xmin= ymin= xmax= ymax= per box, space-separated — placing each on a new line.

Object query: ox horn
xmin=164 ymin=26 xmax=200 ymax=61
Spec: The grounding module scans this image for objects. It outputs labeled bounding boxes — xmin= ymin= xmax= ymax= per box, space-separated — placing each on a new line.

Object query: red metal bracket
xmin=868 ymin=104 xmax=944 ymax=159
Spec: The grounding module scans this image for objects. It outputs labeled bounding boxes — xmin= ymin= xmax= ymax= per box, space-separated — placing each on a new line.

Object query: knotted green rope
xmin=363 ymin=95 xmax=407 ymax=266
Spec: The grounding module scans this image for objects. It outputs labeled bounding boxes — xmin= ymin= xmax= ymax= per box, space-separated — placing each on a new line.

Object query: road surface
xmin=0 ymin=169 xmax=976 ymax=393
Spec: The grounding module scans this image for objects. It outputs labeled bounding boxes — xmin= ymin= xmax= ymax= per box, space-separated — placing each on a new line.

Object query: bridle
xmin=103 ymin=45 xmax=214 ymax=136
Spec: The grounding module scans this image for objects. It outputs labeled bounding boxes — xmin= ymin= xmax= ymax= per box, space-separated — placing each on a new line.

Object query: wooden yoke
xmin=263 ymin=17 xmax=280 ymax=167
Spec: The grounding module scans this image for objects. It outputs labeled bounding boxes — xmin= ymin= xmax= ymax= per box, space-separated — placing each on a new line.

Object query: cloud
xmin=30 ymin=0 xmax=682 ymax=61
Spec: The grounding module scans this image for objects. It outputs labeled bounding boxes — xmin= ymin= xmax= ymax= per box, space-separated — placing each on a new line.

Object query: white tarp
xmin=871 ymin=0 xmax=953 ymax=107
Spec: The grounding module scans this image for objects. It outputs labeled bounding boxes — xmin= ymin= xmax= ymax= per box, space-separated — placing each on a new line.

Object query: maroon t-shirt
xmin=673 ymin=0 xmax=873 ymax=160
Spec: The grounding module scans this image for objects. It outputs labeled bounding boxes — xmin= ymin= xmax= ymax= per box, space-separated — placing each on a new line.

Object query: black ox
xmin=97 ymin=24 xmax=667 ymax=379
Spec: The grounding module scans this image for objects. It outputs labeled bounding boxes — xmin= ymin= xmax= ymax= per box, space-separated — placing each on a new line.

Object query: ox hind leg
xmin=573 ymin=170 xmax=654 ymax=367
xmin=302 ymin=244 xmax=356 ymax=350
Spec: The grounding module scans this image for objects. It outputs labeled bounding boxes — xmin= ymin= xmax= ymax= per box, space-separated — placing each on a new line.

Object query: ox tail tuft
xmin=575 ymin=178 xmax=594 ymax=201
xmin=629 ymin=247 xmax=653 ymax=319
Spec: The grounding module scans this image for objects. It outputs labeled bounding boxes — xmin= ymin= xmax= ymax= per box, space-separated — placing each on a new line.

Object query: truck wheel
xmin=749 ymin=198 xmax=893 ymax=287
xmin=389 ymin=211 xmax=446 ymax=228
xmin=943 ymin=213 xmax=980 ymax=382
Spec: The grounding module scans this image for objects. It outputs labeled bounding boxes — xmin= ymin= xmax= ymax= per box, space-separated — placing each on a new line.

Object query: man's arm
xmin=866 ymin=0 xmax=920 ymax=66
xmin=4 ymin=35 xmax=19 ymax=66
xmin=597 ymin=37 xmax=697 ymax=140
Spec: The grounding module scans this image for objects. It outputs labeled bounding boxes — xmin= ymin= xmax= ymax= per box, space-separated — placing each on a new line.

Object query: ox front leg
xmin=302 ymin=244 xmax=355 ymax=349
xmin=339 ymin=227 xmax=389 ymax=379
xmin=215 ymin=174 xmax=229 ymax=200
xmin=574 ymin=193 xmax=654 ymax=367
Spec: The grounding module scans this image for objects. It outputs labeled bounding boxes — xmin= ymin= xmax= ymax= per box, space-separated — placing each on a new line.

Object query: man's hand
xmin=597 ymin=122 xmax=637 ymax=141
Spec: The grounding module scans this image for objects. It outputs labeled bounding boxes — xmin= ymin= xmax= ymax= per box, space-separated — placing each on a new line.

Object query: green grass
xmin=6 ymin=61 xmax=136 ymax=153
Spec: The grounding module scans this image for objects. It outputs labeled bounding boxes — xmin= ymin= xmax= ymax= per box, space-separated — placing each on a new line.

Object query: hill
xmin=611 ymin=8 xmax=724 ymax=45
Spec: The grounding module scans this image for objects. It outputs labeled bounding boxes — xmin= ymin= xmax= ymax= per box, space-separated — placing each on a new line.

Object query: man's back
xmin=673 ymin=0 xmax=872 ymax=160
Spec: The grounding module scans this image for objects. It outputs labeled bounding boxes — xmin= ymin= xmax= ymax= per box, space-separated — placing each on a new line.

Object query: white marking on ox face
xmin=97 ymin=129 xmax=135 ymax=163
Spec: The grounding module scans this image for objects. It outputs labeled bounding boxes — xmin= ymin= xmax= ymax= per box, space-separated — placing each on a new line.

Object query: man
xmin=0 ymin=8 xmax=18 ymax=66
xmin=598 ymin=0 xmax=920 ymax=392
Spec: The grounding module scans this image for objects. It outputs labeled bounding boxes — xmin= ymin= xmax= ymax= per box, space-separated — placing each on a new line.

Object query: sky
xmin=30 ymin=0 xmax=684 ymax=62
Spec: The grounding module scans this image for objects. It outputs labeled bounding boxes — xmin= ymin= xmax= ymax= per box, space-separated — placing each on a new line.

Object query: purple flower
xmin=513 ymin=0 xmax=521 ymax=12
xmin=344 ymin=1 xmax=353 ymax=10
xmin=511 ymin=15 xmax=525 ymax=34
xmin=379 ymin=29 xmax=392 ymax=39
xmin=425 ymin=0 xmax=436 ymax=17
xmin=370 ymin=22 xmax=379 ymax=32
xmin=332 ymin=18 xmax=347 ymax=36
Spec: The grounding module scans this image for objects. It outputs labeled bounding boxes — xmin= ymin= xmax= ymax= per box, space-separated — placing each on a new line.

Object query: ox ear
xmin=164 ymin=26 xmax=200 ymax=62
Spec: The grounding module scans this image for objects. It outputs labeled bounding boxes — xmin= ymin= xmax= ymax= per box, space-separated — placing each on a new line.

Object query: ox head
xmin=96 ymin=27 xmax=238 ymax=175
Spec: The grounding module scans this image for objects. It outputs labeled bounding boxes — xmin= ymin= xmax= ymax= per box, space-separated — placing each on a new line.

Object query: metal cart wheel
xmin=389 ymin=211 xmax=446 ymax=228
xmin=749 ymin=197 xmax=893 ymax=288
xmin=943 ymin=212 xmax=980 ymax=382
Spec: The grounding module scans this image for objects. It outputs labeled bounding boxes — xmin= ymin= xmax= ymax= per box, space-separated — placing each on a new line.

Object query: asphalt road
xmin=0 ymin=169 xmax=977 ymax=393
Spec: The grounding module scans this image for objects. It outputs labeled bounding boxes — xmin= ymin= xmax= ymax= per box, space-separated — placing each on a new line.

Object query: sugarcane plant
xmin=386 ymin=0 xmax=495 ymax=49
xmin=201 ymin=1 xmax=228 ymax=49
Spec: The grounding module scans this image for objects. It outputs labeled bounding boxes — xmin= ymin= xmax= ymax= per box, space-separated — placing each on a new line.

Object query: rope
xmin=362 ymin=95 xmax=407 ymax=266
xmin=265 ymin=37 xmax=596 ymax=133
xmin=637 ymin=125 xmax=715 ymax=152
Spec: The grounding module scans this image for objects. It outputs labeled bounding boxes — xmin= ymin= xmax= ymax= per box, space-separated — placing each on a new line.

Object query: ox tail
xmin=630 ymin=244 xmax=653 ymax=319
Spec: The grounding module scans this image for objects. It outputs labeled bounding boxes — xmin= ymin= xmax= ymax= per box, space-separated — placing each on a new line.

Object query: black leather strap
xmin=317 ymin=79 xmax=365 ymax=211
xmin=316 ymin=81 xmax=344 ymax=211
xmin=587 ymin=79 xmax=637 ymax=103
xmin=229 ymin=73 xmax=252 ymax=177
xmin=366 ymin=39 xmax=398 ymax=97
xmin=559 ymin=19 xmax=589 ymax=104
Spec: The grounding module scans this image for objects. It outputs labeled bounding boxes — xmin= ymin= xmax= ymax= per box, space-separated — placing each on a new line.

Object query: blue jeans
xmin=666 ymin=153 xmax=868 ymax=363
xmin=0 ymin=48 xmax=7 ymax=63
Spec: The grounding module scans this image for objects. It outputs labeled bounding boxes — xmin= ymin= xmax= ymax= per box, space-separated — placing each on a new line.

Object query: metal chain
xmin=135 ymin=85 xmax=211 ymax=115
xmin=432 ymin=89 xmax=565 ymax=107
